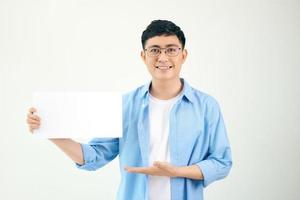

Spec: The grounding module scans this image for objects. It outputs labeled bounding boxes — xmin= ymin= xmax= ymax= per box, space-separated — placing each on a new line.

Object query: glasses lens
xmin=148 ymin=47 xmax=160 ymax=57
xmin=166 ymin=47 xmax=179 ymax=56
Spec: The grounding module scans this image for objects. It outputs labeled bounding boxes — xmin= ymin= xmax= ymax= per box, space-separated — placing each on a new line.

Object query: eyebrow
xmin=146 ymin=44 xmax=180 ymax=48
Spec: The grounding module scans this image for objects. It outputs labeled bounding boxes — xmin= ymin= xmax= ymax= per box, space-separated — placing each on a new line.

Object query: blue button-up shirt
xmin=76 ymin=78 xmax=232 ymax=200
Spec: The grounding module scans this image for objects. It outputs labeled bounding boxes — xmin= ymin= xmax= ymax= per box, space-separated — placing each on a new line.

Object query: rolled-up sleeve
xmin=76 ymin=137 xmax=119 ymax=171
xmin=196 ymin=98 xmax=232 ymax=187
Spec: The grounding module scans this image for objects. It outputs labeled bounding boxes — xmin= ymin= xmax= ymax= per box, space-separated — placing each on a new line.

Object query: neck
xmin=150 ymin=78 xmax=183 ymax=100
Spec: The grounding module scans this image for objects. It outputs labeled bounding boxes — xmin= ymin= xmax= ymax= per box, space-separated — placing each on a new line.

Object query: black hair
xmin=141 ymin=20 xmax=186 ymax=49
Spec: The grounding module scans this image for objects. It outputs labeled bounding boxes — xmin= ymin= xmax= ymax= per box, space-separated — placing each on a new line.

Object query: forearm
xmin=49 ymin=138 xmax=84 ymax=165
xmin=176 ymin=165 xmax=204 ymax=180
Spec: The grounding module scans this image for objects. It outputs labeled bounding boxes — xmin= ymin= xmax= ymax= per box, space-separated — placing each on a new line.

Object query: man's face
xmin=141 ymin=35 xmax=187 ymax=82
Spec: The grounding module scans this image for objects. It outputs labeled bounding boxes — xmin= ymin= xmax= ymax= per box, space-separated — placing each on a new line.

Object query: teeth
xmin=156 ymin=66 xmax=172 ymax=69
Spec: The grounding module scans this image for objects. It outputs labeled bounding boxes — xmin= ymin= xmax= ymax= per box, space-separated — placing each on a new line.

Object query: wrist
xmin=174 ymin=166 xmax=184 ymax=177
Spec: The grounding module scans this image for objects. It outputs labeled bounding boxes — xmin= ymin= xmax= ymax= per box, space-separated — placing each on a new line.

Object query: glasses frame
xmin=144 ymin=46 xmax=182 ymax=57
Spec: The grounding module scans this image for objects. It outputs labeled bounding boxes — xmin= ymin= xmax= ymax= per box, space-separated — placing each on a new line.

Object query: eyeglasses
xmin=144 ymin=46 xmax=182 ymax=57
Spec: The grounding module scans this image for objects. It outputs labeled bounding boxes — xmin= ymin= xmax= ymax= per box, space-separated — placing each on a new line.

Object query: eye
xmin=167 ymin=47 xmax=177 ymax=53
xmin=149 ymin=48 xmax=160 ymax=53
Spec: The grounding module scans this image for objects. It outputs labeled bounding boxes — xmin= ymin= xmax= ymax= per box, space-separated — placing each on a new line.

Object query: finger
xmin=27 ymin=119 xmax=40 ymax=125
xmin=153 ymin=161 xmax=168 ymax=168
xmin=27 ymin=114 xmax=40 ymax=121
xmin=27 ymin=113 xmax=40 ymax=119
xmin=125 ymin=166 xmax=147 ymax=173
xmin=153 ymin=162 xmax=178 ymax=177
xmin=30 ymin=124 xmax=40 ymax=129
xmin=125 ymin=166 xmax=156 ymax=174
xmin=27 ymin=115 xmax=40 ymax=121
xmin=27 ymin=116 xmax=40 ymax=123
xmin=153 ymin=163 xmax=168 ymax=171
xmin=29 ymin=107 xmax=37 ymax=114
xmin=153 ymin=161 xmax=161 ymax=166
xmin=125 ymin=166 xmax=164 ymax=176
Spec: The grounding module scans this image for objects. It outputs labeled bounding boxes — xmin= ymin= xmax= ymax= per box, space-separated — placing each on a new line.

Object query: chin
xmin=152 ymin=74 xmax=177 ymax=81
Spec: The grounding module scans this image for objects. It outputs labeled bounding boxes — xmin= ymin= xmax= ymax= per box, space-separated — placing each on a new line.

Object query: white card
xmin=32 ymin=92 xmax=122 ymax=138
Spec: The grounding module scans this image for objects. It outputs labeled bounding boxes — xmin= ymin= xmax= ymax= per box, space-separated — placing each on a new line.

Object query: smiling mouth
xmin=155 ymin=66 xmax=173 ymax=69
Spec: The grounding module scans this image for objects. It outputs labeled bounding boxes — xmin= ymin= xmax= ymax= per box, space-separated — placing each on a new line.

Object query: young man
xmin=27 ymin=20 xmax=232 ymax=200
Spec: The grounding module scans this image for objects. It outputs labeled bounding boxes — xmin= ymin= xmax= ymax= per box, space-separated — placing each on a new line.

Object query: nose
xmin=157 ymin=50 xmax=169 ymax=63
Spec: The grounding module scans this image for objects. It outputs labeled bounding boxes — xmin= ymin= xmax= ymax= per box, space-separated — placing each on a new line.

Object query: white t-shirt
xmin=148 ymin=92 xmax=182 ymax=200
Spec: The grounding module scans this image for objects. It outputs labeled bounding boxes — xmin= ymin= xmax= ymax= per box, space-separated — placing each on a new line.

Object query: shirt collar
xmin=140 ymin=78 xmax=196 ymax=104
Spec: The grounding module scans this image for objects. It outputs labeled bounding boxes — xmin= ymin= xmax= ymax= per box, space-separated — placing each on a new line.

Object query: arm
xmin=76 ymin=138 xmax=119 ymax=170
xmin=125 ymin=162 xmax=204 ymax=180
xmin=27 ymin=107 xmax=84 ymax=165
xmin=49 ymin=138 xmax=84 ymax=165
xmin=195 ymin=98 xmax=232 ymax=187
xmin=27 ymin=107 xmax=119 ymax=169
xmin=176 ymin=164 xmax=204 ymax=180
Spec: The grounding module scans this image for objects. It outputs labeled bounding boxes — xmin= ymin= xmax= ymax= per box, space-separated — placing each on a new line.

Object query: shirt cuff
xmin=75 ymin=143 xmax=96 ymax=170
xmin=196 ymin=160 xmax=216 ymax=187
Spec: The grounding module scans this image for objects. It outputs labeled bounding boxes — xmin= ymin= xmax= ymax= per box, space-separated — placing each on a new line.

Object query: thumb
xmin=153 ymin=161 xmax=167 ymax=168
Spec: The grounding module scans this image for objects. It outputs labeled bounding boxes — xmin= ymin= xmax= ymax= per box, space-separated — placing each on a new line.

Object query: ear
xmin=181 ymin=49 xmax=188 ymax=64
xmin=141 ymin=50 xmax=146 ymax=64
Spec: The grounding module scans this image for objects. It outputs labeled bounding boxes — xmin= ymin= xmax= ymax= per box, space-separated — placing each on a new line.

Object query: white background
xmin=1 ymin=0 xmax=299 ymax=199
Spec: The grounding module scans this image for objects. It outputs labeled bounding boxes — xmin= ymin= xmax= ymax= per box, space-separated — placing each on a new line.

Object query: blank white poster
xmin=32 ymin=92 xmax=122 ymax=138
